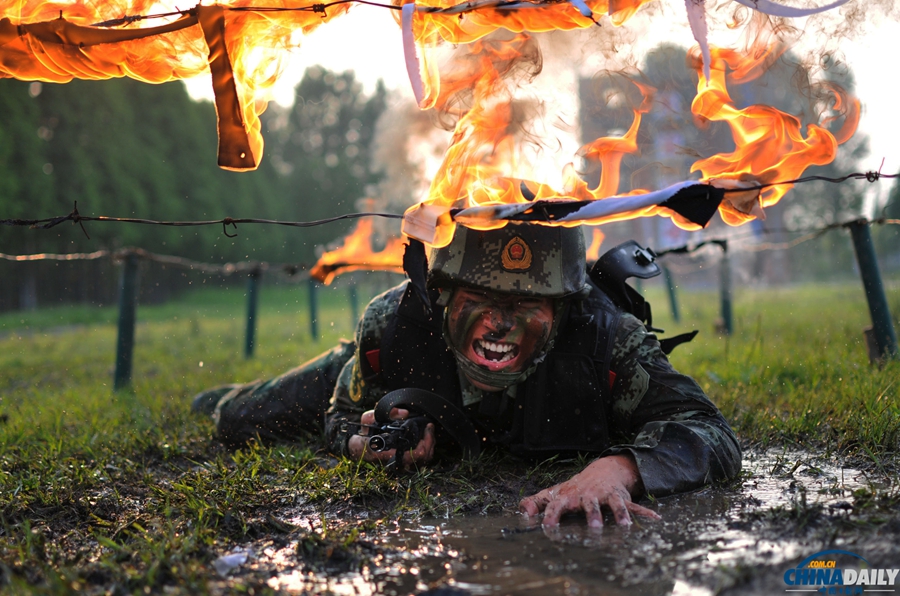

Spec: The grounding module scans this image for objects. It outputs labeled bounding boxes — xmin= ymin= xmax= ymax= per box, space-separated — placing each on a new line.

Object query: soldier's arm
xmin=602 ymin=313 xmax=742 ymax=498
xmin=324 ymin=283 xmax=406 ymax=457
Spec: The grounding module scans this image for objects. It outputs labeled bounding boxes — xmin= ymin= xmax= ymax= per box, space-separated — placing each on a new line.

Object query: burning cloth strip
xmin=402 ymin=3 xmax=426 ymax=108
xmin=0 ymin=8 xmax=257 ymax=171
xmin=451 ymin=181 xmax=726 ymax=229
xmin=684 ymin=0 xmax=710 ymax=84
xmin=730 ymin=0 xmax=852 ymax=17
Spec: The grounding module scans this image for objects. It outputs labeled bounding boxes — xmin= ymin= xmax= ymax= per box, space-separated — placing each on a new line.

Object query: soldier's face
xmin=447 ymin=288 xmax=555 ymax=390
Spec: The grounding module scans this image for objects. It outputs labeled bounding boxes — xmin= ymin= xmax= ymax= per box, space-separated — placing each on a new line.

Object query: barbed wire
xmin=0 ymin=202 xmax=404 ymax=240
xmin=655 ymin=218 xmax=900 ymax=260
xmin=3 ymin=219 xmax=897 ymax=284
xmin=650 ymin=217 xmax=900 ymax=281
xmin=1 ymin=171 xmax=896 ymax=239
xmin=0 ymin=247 xmax=313 ymax=282
xmin=90 ymin=0 xmax=573 ymax=27
xmin=0 ymin=249 xmax=109 ymax=262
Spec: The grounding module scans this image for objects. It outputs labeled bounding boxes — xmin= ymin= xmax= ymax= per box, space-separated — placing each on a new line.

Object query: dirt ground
xmin=240 ymin=449 xmax=900 ymax=595
xmin=3 ymin=445 xmax=899 ymax=595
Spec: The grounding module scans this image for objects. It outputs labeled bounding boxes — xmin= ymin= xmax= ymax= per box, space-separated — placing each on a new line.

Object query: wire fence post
xmin=244 ymin=267 xmax=261 ymax=359
xmin=662 ymin=264 xmax=680 ymax=323
xmin=308 ymin=277 xmax=319 ymax=341
xmin=847 ymin=219 xmax=899 ymax=361
xmin=349 ymin=285 xmax=359 ymax=330
xmin=114 ymin=251 xmax=140 ymax=390
xmin=718 ymin=241 xmax=733 ymax=336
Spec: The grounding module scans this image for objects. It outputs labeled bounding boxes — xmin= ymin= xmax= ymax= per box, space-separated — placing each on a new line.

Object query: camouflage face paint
xmin=447 ymin=288 xmax=555 ymax=376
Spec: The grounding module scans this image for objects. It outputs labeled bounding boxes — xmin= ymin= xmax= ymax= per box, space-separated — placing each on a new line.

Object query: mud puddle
xmin=227 ymin=450 xmax=900 ymax=595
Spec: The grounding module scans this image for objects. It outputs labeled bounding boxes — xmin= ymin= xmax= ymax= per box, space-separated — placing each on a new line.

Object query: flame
xmin=0 ymin=0 xmax=659 ymax=168
xmin=404 ymin=33 xmax=859 ymax=246
xmin=689 ymin=44 xmax=859 ymax=225
xmin=568 ymin=79 xmax=655 ymax=200
xmin=411 ymin=34 xmax=563 ymax=246
xmin=585 ymin=228 xmax=605 ymax=262
xmin=405 ymin=54 xmax=701 ymax=245
xmin=408 ymin=0 xmax=654 ymax=105
xmin=0 ymin=1 xmax=351 ymax=169
xmin=2 ymin=1 xmax=860 ymax=255
xmin=309 ymin=218 xmax=406 ymax=284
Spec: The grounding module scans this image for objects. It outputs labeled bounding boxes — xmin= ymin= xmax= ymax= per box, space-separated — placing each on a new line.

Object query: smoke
xmin=369 ymin=94 xmax=449 ymax=212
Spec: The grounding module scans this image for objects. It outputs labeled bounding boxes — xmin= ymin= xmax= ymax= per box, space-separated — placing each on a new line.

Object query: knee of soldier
xmin=213 ymin=399 xmax=257 ymax=448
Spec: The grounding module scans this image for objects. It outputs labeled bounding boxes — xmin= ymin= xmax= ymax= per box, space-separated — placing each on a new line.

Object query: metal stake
xmin=718 ymin=241 xmax=733 ymax=336
xmin=244 ymin=268 xmax=261 ymax=358
xmin=349 ymin=285 xmax=359 ymax=330
xmin=114 ymin=251 xmax=139 ymax=390
xmin=308 ymin=278 xmax=319 ymax=341
xmin=662 ymin=265 xmax=681 ymax=323
xmin=847 ymin=219 xmax=899 ymax=360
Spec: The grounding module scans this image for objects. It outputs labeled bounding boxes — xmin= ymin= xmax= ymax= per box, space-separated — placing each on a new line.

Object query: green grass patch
xmin=642 ymin=280 xmax=900 ymax=458
xmin=0 ymin=280 xmax=898 ymax=592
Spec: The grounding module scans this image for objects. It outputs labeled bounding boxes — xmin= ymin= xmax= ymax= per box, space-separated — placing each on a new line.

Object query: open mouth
xmin=472 ymin=339 xmax=519 ymax=367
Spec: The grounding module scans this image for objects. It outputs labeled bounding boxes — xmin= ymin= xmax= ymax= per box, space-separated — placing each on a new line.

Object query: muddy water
xmin=258 ymin=450 xmax=891 ymax=595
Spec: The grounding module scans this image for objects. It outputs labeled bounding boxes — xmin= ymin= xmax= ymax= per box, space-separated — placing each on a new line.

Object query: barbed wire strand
xmin=0 ymin=249 xmax=109 ymax=262
xmin=653 ymin=218 xmax=900 ymax=278
xmin=90 ymin=0 xmax=571 ymax=27
xmin=0 ymin=202 xmax=405 ymax=239
xmin=1 ymin=247 xmax=313 ymax=282
xmin=2 ymin=220 xmax=898 ymax=285
xmin=1 ymin=170 xmax=896 ymax=238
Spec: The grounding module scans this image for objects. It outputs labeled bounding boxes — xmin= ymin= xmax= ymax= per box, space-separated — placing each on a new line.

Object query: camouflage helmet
xmin=428 ymin=223 xmax=586 ymax=297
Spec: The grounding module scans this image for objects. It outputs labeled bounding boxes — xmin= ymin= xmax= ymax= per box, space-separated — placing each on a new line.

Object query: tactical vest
xmin=360 ymin=281 xmax=623 ymax=458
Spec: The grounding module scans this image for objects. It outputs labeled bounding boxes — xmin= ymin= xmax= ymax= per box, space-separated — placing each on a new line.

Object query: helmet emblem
xmin=501 ymin=236 xmax=533 ymax=271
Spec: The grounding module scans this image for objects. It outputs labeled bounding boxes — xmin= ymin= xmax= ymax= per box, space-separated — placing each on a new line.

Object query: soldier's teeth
xmin=478 ymin=340 xmax=513 ymax=353
xmin=472 ymin=340 xmax=517 ymax=362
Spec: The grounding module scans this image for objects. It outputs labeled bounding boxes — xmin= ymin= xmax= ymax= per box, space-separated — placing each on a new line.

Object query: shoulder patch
xmin=501 ymin=235 xmax=533 ymax=271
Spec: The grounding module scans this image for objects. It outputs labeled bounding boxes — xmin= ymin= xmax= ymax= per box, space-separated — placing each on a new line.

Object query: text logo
xmin=783 ymin=550 xmax=898 ymax=594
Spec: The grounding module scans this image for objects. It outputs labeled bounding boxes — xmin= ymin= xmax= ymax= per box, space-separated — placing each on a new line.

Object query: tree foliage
xmin=0 ymin=69 xmax=387 ymax=265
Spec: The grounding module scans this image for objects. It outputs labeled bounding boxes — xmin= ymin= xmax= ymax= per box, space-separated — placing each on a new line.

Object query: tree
xmin=265 ymin=67 xmax=387 ymax=262
xmin=579 ymin=44 xmax=869 ymax=282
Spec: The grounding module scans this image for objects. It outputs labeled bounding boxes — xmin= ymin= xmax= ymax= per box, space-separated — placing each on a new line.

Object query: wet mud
xmin=210 ymin=449 xmax=900 ymax=595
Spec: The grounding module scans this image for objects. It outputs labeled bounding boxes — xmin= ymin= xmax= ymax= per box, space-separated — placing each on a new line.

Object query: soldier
xmin=194 ymin=223 xmax=741 ymax=527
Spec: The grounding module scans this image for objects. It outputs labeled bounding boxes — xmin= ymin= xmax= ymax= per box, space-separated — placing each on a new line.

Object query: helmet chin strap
xmin=442 ymin=293 xmax=565 ymax=391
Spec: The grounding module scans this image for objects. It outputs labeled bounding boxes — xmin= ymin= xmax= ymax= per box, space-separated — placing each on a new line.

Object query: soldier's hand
xmin=518 ymin=454 xmax=660 ymax=528
xmin=348 ymin=407 xmax=435 ymax=468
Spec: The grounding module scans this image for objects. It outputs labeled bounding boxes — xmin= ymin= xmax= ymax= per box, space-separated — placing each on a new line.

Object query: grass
xmin=640 ymin=279 xmax=900 ymax=459
xmin=0 ymin=278 xmax=898 ymax=593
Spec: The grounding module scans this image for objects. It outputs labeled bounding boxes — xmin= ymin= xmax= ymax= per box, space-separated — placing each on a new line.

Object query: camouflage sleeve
xmin=602 ymin=313 xmax=742 ymax=498
xmin=324 ymin=282 xmax=407 ymax=456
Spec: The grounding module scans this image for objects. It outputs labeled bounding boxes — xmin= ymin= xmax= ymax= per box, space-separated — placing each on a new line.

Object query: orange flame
xmin=689 ymin=44 xmax=859 ymax=225
xmin=404 ymin=34 xmax=859 ymax=246
xmin=309 ymin=218 xmax=406 ymax=284
xmin=409 ymin=0 xmax=654 ymax=106
xmin=585 ymin=228 xmax=605 ymax=262
xmin=2 ymin=1 xmax=860 ymax=253
xmin=412 ymin=0 xmax=650 ymax=46
xmin=0 ymin=1 xmax=351 ymax=169
xmin=410 ymin=34 xmax=564 ymax=246
xmin=0 ymin=0 xmax=657 ymax=168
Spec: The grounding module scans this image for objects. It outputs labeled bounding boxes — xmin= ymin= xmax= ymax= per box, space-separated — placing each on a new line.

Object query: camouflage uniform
xmin=207 ymin=224 xmax=740 ymax=498
xmin=322 ymin=280 xmax=741 ymax=498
